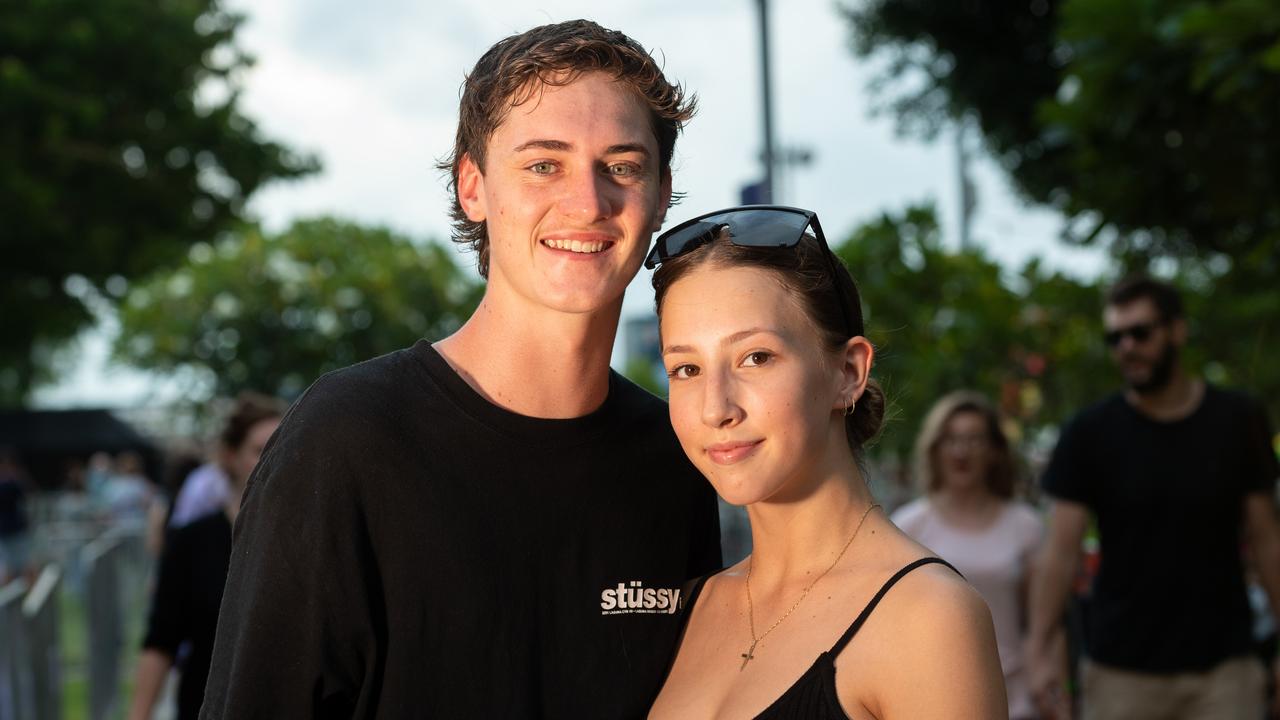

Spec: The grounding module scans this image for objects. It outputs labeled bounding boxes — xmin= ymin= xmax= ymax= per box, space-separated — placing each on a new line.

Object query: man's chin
xmin=1126 ymin=372 xmax=1168 ymax=396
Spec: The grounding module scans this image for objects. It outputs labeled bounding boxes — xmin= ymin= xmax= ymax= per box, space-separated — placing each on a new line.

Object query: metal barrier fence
xmin=0 ymin=565 xmax=62 ymax=720
xmin=25 ymin=567 xmax=62 ymax=720
xmin=82 ymin=527 xmax=148 ymax=720
xmin=5 ymin=495 xmax=159 ymax=718
xmin=0 ymin=576 xmax=30 ymax=720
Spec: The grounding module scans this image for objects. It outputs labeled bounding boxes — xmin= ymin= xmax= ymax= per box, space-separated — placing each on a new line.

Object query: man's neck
xmin=434 ymin=291 xmax=623 ymax=419
xmin=1125 ymin=370 xmax=1204 ymax=422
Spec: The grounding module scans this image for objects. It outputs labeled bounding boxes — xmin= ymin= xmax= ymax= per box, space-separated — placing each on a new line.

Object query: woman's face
xmin=934 ymin=410 xmax=993 ymax=494
xmin=660 ymin=264 xmax=850 ymax=506
xmin=224 ymin=417 xmax=281 ymax=487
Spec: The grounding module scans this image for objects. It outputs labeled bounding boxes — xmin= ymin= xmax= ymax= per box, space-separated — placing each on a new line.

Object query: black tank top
xmin=672 ymin=557 xmax=960 ymax=719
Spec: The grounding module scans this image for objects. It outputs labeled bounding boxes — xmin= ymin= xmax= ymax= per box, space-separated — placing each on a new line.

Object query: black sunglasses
xmin=1103 ymin=321 xmax=1159 ymax=348
xmin=644 ymin=205 xmax=856 ymax=337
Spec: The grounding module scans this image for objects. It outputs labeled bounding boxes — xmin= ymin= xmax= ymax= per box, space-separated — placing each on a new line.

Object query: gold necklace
xmin=740 ymin=503 xmax=881 ymax=671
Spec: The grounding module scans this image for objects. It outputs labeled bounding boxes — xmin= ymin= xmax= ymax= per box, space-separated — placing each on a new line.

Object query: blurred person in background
xmin=0 ymin=447 xmax=32 ymax=584
xmin=146 ymin=449 xmax=203 ymax=557
xmin=892 ymin=391 xmax=1051 ymax=720
xmin=1028 ymin=276 xmax=1280 ymax=720
xmin=167 ymin=458 xmax=230 ymax=530
xmin=102 ymin=450 xmax=155 ymax=531
xmin=127 ymin=392 xmax=283 ymax=720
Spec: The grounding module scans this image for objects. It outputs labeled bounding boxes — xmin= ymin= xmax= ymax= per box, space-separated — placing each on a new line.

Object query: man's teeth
xmin=544 ymin=238 xmax=607 ymax=253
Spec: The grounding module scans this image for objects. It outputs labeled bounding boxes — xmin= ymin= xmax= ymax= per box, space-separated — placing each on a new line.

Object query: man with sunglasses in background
xmin=200 ymin=20 xmax=720 ymax=718
xmin=1027 ymin=275 xmax=1280 ymax=719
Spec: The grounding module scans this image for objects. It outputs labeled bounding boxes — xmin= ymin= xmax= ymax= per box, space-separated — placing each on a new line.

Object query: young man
xmin=1027 ymin=276 xmax=1280 ymax=720
xmin=200 ymin=21 xmax=721 ymax=718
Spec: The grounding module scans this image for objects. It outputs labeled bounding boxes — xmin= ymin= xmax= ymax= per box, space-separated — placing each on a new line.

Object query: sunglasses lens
xmin=648 ymin=209 xmax=814 ymax=268
xmin=1104 ymin=323 xmax=1156 ymax=347
xmin=711 ymin=209 xmax=811 ymax=248
xmin=661 ymin=220 xmax=722 ymax=259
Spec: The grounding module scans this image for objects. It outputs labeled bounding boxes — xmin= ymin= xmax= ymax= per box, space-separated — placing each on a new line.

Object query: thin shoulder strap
xmin=828 ymin=557 xmax=961 ymax=656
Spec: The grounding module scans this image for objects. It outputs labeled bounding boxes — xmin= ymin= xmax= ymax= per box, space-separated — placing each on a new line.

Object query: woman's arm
xmin=126 ymin=649 xmax=173 ymax=720
xmin=883 ymin=577 xmax=1008 ymax=719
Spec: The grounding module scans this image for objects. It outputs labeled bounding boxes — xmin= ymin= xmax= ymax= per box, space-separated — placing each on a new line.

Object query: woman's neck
xmin=744 ymin=461 xmax=878 ymax=587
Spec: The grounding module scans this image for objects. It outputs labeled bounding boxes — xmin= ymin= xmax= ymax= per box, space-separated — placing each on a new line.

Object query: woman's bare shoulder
xmin=841 ymin=557 xmax=1008 ymax=719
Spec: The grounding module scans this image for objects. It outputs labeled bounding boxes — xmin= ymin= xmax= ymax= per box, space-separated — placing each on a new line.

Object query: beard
xmin=1126 ymin=340 xmax=1178 ymax=395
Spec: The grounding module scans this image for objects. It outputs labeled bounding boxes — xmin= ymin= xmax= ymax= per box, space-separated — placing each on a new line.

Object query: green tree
xmin=845 ymin=0 xmax=1280 ymax=425
xmin=1 ymin=0 xmax=317 ymax=404
xmin=845 ymin=0 xmax=1280 ymax=259
xmin=834 ymin=204 xmax=1111 ymax=460
xmin=114 ymin=219 xmax=484 ymax=399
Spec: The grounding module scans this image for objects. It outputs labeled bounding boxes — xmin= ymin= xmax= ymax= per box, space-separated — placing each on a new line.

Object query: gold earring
xmin=844 ymin=400 xmax=856 ymax=417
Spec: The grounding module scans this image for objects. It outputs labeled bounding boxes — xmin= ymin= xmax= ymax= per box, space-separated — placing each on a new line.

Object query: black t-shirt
xmin=0 ymin=475 xmax=28 ymax=537
xmin=1042 ymin=385 xmax=1279 ymax=672
xmin=201 ymin=341 xmax=722 ymax=718
xmin=143 ymin=511 xmax=232 ymax=720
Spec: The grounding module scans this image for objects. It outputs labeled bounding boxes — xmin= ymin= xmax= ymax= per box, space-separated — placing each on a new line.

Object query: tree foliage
xmin=114 ymin=219 xmax=484 ymax=400
xmin=835 ymin=204 xmax=1112 ymax=461
xmin=1 ymin=0 xmax=317 ymax=405
xmin=845 ymin=0 xmax=1280 ymax=260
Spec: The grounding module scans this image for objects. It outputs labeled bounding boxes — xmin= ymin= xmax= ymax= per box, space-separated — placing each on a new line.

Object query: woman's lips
xmin=706 ymin=439 xmax=763 ymax=465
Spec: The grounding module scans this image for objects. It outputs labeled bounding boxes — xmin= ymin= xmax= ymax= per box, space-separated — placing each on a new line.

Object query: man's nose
xmin=558 ymin=168 xmax=614 ymax=222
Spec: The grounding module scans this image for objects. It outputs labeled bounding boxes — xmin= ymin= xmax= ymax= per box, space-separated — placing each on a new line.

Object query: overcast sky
xmin=35 ymin=0 xmax=1106 ymax=408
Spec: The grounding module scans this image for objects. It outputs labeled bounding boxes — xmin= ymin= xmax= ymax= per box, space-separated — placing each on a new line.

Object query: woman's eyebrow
xmin=661 ymin=328 xmax=781 ymax=356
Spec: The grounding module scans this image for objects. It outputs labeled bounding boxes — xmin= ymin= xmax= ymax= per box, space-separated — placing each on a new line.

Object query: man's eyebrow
xmin=606 ymin=143 xmax=651 ymax=157
xmin=513 ymin=139 xmax=572 ymax=153
xmin=510 ymin=140 xmax=651 ymax=157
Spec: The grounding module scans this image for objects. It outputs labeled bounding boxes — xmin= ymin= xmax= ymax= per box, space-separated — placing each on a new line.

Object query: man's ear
xmin=653 ymin=167 xmax=673 ymax=232
xmin=1169 ymin=316 xmax=1189 ymax=346
xmin=458 ymin=152 xmax=487 ymax=222
xmin=832 ymin=336 xmax=875 ymax=412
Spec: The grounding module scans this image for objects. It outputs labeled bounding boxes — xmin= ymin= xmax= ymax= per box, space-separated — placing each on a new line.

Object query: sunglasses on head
xmin=1103 ymin=321 xmax=1159 ymax=348
xmin=644 ymin=205 xmax=856 ymax=337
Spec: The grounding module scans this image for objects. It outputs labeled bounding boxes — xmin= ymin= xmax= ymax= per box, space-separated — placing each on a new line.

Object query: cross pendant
xmin=739 ymin=641 xmax=757 ymax=671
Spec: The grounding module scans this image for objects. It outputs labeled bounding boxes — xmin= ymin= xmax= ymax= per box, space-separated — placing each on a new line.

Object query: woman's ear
xmin=832 ymin=336 xmax=874 ymax=412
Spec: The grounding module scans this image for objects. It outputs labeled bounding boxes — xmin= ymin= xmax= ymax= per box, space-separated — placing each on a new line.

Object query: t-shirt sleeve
xmin=1014 ymin=503 xmax=1046 ymax=562
xmin=687 ymin=482 xmax=723 ymax=576
xmin=141 ymin=525 xmax=189 ymax=656
xmin=1041 ymin=414 xmax=1096 ymax=507
xmin=1241 ymin=397 xmax=1280 ymax=495
xmin=200 ymin=382 xmax=381 ymax=719
xmin=889 ymin=497 xmax=931 ymax=539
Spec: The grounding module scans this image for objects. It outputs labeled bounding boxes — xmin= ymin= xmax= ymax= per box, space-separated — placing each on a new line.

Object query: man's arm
xmin=1027 ymin=499 xmax=1088 ymax=719
xmin=1244 ymin=491 xmax=1280 ymax=717
xmin=199 ymin=383 xmax=379 ymax=718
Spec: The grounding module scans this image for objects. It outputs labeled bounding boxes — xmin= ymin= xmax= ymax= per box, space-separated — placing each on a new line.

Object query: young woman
xmin=128 ymin=393 xmax=284 ymax=720
xmin=647 ymin=207 xmax=1006 ymax=719
xmin=892 ymin=392 xmax=1046 ymax=720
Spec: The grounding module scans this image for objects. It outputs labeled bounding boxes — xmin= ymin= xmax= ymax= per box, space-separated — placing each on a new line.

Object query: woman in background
xmin=127 ymin=392 xmax=284 ymax=720
xmin=892 ymin=391 xmax=1046 ymax=720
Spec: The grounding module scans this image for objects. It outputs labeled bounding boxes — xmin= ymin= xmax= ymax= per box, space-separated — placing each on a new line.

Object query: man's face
xmin=457 ymin=71 xmax=671 ymax=315
xmin=1103 ymin=298 xmax=1183 ymax=394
